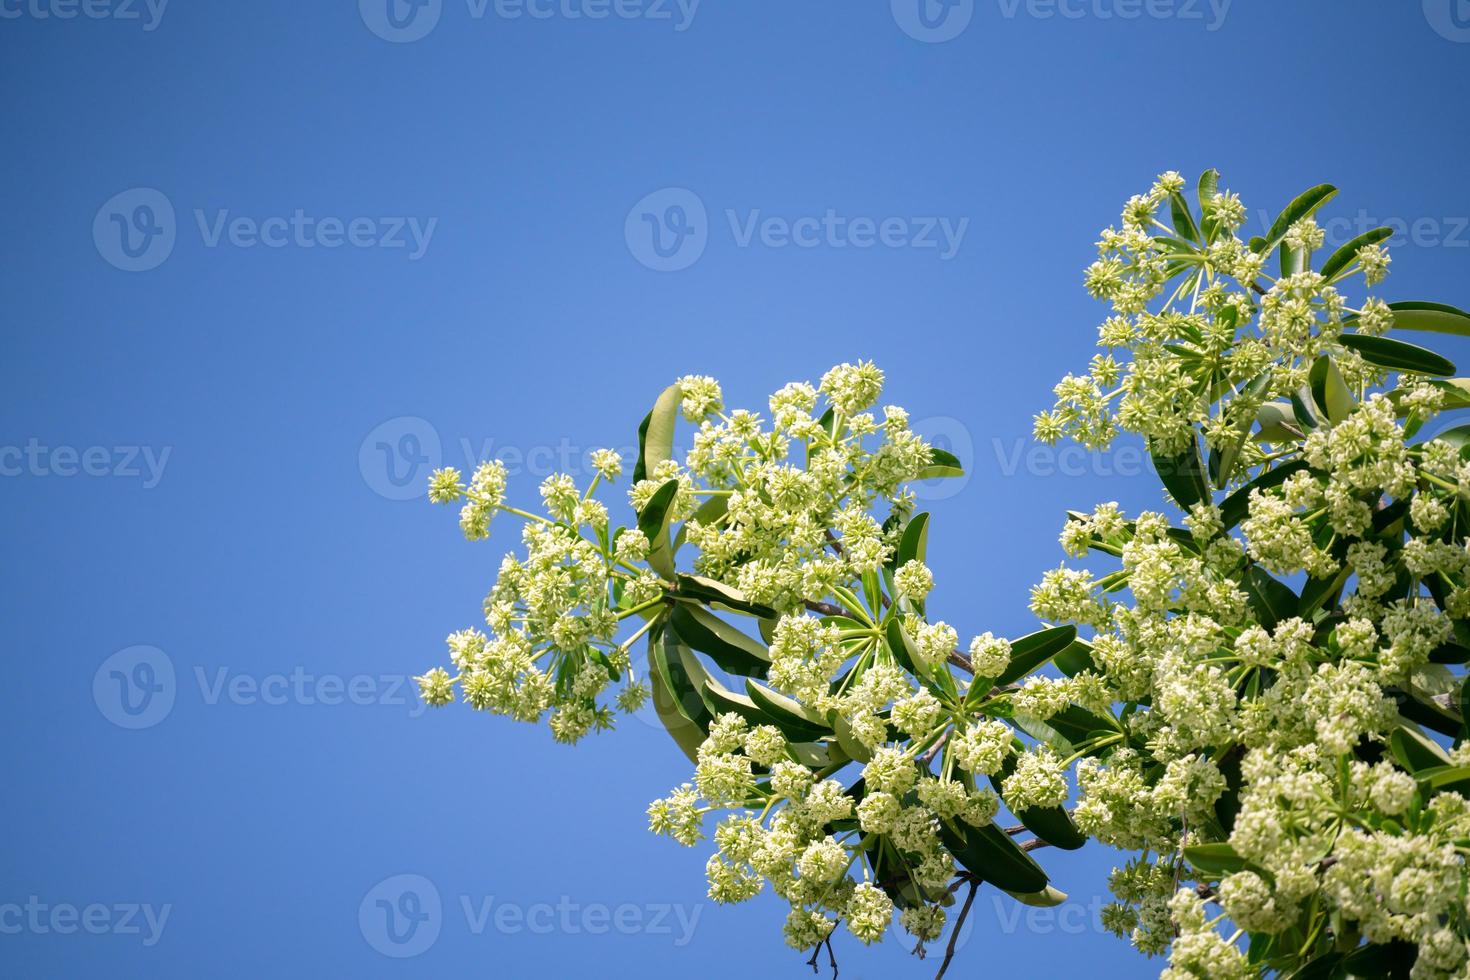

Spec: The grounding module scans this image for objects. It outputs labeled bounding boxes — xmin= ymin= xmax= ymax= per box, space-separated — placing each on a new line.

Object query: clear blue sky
xmin=4 ymin=1 xmax=1470 ymax=976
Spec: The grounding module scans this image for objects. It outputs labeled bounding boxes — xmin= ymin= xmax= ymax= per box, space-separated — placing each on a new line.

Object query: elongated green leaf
xmin=633 ymin=383 xmax=682 ymax=483
xmin=1390 ymin=724 xmax=1451 ymax=773
xmin=1221 ymin=459 xmax=1309 ymax=529
xmin=917 ymin=447 xmax=964 ymax=480
xmin=939 ymin=821 xmax=1049 ymax=893
xmin=988 ymin=754 xmax=1086 ymax=850
xmin=1042 ymin=703 xmax=1120 ymax=745
xmin=673 ymin=574 xmax=778 ymax=619
xmin=1053 ymin=637 xmax=1096 ymax=677
xmin=638 ymin=479 xmax=681 ymax=579
xmin=1002 ymin=885 xmax=1069 ymax=908
xmin=745 ymin=679 xmax=831 ymax=742
xmin=1169 ymin=192 xmax=1201 ymax=244
xmin=1340 ymin=941 xmax=1417 ymax=977
xmin=647 ymin=625 xmax=709 ymax=761
xmin=669 ymin=604 xmax=771 ymax=679
xmin=1182 ymin=841 xmax=1252 ymax=878
xmin=1252 ymin=184 xmax=1338 ymax=258
xmin=1197 ymin=169 xmax=1221 ymax=240
xmin=994 ymin=625 xmax=1078 ymax=687
xmin=1151 ymin=437 xmax=1210 ymax=510
xmin=1308 ymin=355 xmax=1354 ymax=424
xmin=1381 ymin=300 xmax=1470 ymax=337
xmin=895 ymin=512 xmax=930 ymax=569
xmin=1253 ymin=401 xmax=1303 ymax=444
xmin=1390 ymin=687 xmax=1461 ymax=738
xmin=1320 ymin=227 xmax=1392 ymax=281
xmin=1339 ymin=333 xmax=1456 ymax=376
xmin=1244 ymin=566 xmax=1298 ymax=630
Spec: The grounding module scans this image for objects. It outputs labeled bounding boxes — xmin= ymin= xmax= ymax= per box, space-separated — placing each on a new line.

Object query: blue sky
xmin=4 ymin=1 xmax=1470 ymax=976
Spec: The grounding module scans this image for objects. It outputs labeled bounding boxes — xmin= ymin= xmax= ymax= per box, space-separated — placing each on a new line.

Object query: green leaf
xmin=1252 ymin=183 xmax=1338 ymax=258
xmin=895 ymin=512 xmax=930 ymax=569
xmin=744 ymin=679 xmax=832 ymax=742
xmin=994 ymin=625 xmax=1078 ymax=687
xmin=1380 ymin=300 xmax=1470 ymax=337
xmin=1390 ymin=724 xmax=1451 ymax=774
xmin=1169 ymin=191 xmax=1201 ymax=244
xmin=917 ymin=447 xmax=964 ymax=481
xmin=831 ymin=712 xmax=873 ymax=763
xmin=1220 ymin=460 xmax=1309 ymax=529
xmin=1211 ymin=371 xmax=1274 ymax=488
xmin=637 ymin=479 xmax=681 ymax=579
xmin=1182 ymin=842 xmax=1252 ymax=879
xmin=939 ymin=821 xmax=1049 ymax=893
xmin=1320 ymin=226 xmax=1392 ymax=281
xmin=1339 ymin=333 xmax=1456 ymax=376
xmin=1197 ymin=169 xmax=1221 ymax=240
xmin=1001 ymin=885 xmax=1069 ymax=908
xmin=885 ymin=618 xmax=922 ymax=677
xmin=1243 ymin=566 xmax=1299 ymax=630
xmin=647 ymin=624 xmax=710 ymax=761
xmin=672 ymin=574 xmax=778 ymax=619
xmin=669 ymin=604 xmax=771 ymax=679
xmin=1253 ymin=401 xmax=1303 ymax=444
xmin=1339 ymin=941 xmax=1417 ymax=978
xmin=1152 ymin=437 xmax=1210 ymax=510
xmin=632 ymin=383 xmax=682 ymax=483
xmin=1053 ymin=637 xmax=1097 ymax=678
xmin=1308 ymin=355 xmax=1355 ymax=425
xmin=988 ymin=754 xmax=1087 ymax=850
xmin=1043 ymin=704 xmax=1120 ymax=745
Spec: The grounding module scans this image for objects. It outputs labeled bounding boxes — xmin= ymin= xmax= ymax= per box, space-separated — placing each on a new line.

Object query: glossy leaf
xmin=1308 ymin=355 xmax=1354 ymax=424
xmin=1320 ymin=226 xmax=1392 ymax=281
xmin=939 ymin=821 xmax=1049 ymax=893
xmin=1252 ymin=184 xmax=1338 ymax=258
xmin=632 ymin=383 xmax=681 ymax=483
xmin=917 ymin=447 xmax=964 ymax=480
xmin=1183 ymin=841 xmax=1253 ymax=879
xmin=669 ymin=604 xmax=771 ymax=679
xmin=994 ymin=625 xmax=1079 ymax=687
xmin=1151 ymin=437 xmax=1210 ymax=510
xmin=1339 ymin=332 xmax=1456 ymax=376
xmin=744 ymin=679 xmax=832 ymax=742
xmin=637 ymin=479 xmax=681 ymax=579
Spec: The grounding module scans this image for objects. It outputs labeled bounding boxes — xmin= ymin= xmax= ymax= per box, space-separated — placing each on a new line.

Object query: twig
xmin=920 ymin=731 xmax=950 ymax=767
xmin=933 ymin=879 xmax=979 ymax=980
xmin=1019 ymin=838 xmax=1052 ymax=852
xmin=805 ymin=935 xmax=838 ymax=979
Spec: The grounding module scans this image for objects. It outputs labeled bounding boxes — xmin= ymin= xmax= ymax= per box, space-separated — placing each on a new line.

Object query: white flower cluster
xmin=1038 ymin=174 xmax=1470 ymax=978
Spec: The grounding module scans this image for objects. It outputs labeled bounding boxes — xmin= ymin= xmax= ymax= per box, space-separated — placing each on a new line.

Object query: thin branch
xmin=933 ymin=879 xmax=979 ymax=980
xmin=1019 ymin=838 xmax=1052 ymax=852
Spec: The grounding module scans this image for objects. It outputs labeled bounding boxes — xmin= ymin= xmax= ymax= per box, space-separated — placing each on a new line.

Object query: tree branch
xmin=933 ymin=879 xmax=979 ymax=980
